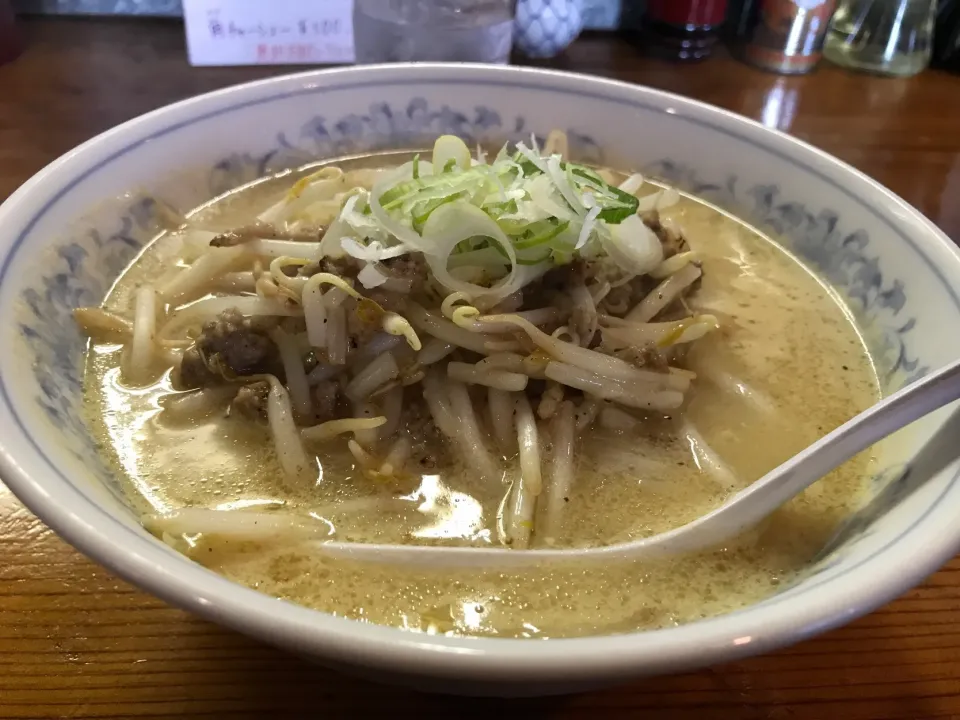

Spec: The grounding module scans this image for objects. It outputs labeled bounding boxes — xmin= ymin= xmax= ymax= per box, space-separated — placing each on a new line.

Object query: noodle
xmin=380 ymin=385 xmax=404 ymax=437
xmin=447 ymin=361 xmax=528 ymax=392
xmin=487 ymin=387 xmax=517 ymax=454
xmin=326 ymin=305 xmax=348 ymax=365
xmin=506 ymin=395 xmax=541 ymax=548
xmin=73 ymin=307 xmax=132 ymax=341
xmin=144 ymin=509 xmax=323 ymax=540
xmin=542 ymin=400 xmax=576 ymax=542
xmin=545 ymin=361 xmax=685 ymax=412
xmin=302 ymin=276 xmax=328 ymax=349
xmin=407 ymin=303 xmax=499 ymax=355
xmin=599 ymin=405 xmax=639 ymax=431
xmin=348 ymin=438 xmax=380 ymax=473
xmin=159 ymin=385 xmax=238 ymax=421
xmin=626 ymin=262 xmax=702 ymax=323
xmin=446 ymin=380 xmax=501 ymax=483
xmin=574 ymin=397 xmax=601 ymax=432
xmin=379 ymin=436 xmax=412 ymax=478
xmin=417 ymin=337 xmax=456 ymax=367
xmin=476 ymin=353 xmax=525 ymax=373
xmin=423 ymin=378 xmax=461 ymax=439
xmin=480 ymin=314 xmax=687 ymax=389
xmin=266 ymin=377 xmax=317 ymax=487
xmin=215 ymin=271 xmax=257 ymax=294
xmin=301 ymin=415 xmax=386 ymax=443
xmin=350 ymin=400 xmax=383 ymax=447
xmin=680 ymin=420 xmax=739 ymax=490
xmin=159 ymin=295 xmax=299 ymax=342
xmin=422 ymin=371 xmax=500 ymax=482
xmin=346 ymin=352 xmax=400 ymax=402
xmin=160 ymin=246 xmax=245 ymax=304
xmin=127 ymin=286 xmax=158 ymax=383
xmin=271 ymin=327 xmax=312 ymax=421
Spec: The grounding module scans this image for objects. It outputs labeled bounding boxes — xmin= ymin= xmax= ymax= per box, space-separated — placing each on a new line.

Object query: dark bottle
xmin=726 ymin=0 xmax=761 ymax=42
xmin=0 ymin=0 xmax=21 ymax=66
xmin=933 ymin=0 xmax=960 ymax=71
xmin=635 ymin=0 xmax=731 ymax=61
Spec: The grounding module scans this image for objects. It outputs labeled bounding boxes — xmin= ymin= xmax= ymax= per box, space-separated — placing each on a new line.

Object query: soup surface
xmin=80 ymin=147 xmax=879 ymax=638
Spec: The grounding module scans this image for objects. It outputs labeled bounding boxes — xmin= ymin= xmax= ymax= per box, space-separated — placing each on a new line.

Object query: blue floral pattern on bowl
xmin=211 ymin=98 xmax=604 ymax=196
xmin=647 ymin=159 xmax=927 ymax=387
xmin=17 ymin=197 xmax=165 ymax=503
xmin=14 ymin=96 xmax=928 ymax=560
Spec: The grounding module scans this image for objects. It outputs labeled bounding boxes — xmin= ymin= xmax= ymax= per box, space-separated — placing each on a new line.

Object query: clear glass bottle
xmin=823 ymin=0 xmax=937 ymax=76
xmin=353 ymin=0 xmax=514 ymax=64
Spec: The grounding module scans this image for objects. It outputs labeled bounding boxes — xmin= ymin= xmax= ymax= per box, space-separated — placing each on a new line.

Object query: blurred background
xmin=1 ymin=0 xmax=959 ymax=233
xmin=3 ymin=0 xmax=960 ymax=75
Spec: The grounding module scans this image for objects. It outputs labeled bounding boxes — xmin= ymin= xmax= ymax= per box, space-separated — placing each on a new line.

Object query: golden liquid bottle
xmin=824 ymin=0 xmax=937 ymax=76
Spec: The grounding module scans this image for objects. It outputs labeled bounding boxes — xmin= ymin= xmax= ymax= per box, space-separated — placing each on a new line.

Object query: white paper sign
xmin=183 ymin=0 xmax=355 ymax=66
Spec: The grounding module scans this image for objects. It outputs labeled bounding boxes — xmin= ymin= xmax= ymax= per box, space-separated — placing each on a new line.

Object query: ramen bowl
xmin=1 ymin=64 xmax=959 ymax=696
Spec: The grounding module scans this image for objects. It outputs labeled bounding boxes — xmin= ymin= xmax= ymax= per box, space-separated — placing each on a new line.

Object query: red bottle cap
xmin=646 ymin=0 xmax=729 ymax=27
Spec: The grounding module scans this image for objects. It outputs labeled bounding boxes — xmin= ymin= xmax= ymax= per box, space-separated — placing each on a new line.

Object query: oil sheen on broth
xmin=83 ymin=155 xmax=879 ymax=638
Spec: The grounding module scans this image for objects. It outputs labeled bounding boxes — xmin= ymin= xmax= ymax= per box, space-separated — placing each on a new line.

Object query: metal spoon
xmin=316 ymin=358 xmax=960 ymax=568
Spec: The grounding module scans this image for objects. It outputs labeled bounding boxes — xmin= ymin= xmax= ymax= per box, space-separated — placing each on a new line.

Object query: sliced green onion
xmin=432 ymin=135 xmax=472 ymax=173
xmin=551 ymin=248 xmax=574 ymax=265
xmin=571 ymin=168 xmax=639 ymax=223
xmin=339 ymin=135 xmax=666 ymax=298
xmin=517 ymin=248 xmax=553 ymax=265
xmin=413 ymin=192 xmax=466 ymax=232
xmin=514 ymin=219 xmax=570 ymax=250
xmin=379 ymin=178 xmax=421 ymax=210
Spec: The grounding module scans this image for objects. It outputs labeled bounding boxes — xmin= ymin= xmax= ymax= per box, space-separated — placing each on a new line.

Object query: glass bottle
xmin=726 ymin=0 xmax=761 ymax=42
xmin=0 ymin=0 xmax=21 ymax=66
xmin=823 ymin=0 xmax=937 ymax=76
xmin=635 ymin=0 xmax=730 ymax=61
xmin=932 ymin=0 xmax=960 ymax=71
xmin=736 ymin=0 xmax=837 ymax=74
xmin=353 ymin=0 xmax=514 ymax=64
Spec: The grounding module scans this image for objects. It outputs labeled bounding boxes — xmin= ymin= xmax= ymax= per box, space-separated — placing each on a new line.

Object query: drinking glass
xmin=353 ymin=0 xmax=514 ymax=64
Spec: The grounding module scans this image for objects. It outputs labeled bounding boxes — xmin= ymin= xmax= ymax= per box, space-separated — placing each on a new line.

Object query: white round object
xmin=514 ymin=0 xmax=584 ymax=58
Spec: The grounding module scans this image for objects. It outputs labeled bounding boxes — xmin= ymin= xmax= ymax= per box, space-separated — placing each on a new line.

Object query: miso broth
xmin=78 ymin=143 xmax=879 ymax=638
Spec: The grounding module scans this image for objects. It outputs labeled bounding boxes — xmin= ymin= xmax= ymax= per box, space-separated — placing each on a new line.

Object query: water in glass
xmin=353 ymin=0 xmax=514 ymax=64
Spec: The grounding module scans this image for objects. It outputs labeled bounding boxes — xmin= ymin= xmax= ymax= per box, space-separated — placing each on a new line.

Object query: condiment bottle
xmin=635 ymin=0 xmax=730 ymax=61
xmin=0 ymin=0 xmax=21 ymax=66
xmin=933 ymin=0 xmax=960 ymax=71
xmin=823 ymin=0 xmax=937 ymax=77
xmin=738 ymin=0 xmax=837 ymax=74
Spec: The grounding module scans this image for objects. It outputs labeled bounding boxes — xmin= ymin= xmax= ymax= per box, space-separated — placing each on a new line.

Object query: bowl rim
xmin=2 ymin=63 xmax=960 ymax=682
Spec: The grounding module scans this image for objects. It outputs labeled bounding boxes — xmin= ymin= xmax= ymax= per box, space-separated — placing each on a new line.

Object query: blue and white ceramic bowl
xmin=1 ymin=65 xmax=959 ymax=695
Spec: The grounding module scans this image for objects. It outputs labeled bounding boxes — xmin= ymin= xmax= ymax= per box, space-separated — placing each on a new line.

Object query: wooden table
xmin=3 ymin=17 xmax=960 ymax=720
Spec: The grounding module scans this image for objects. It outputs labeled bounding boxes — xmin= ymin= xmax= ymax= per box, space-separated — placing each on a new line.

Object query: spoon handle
xmin=712 ymin=358 xmax=960 ymax=542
